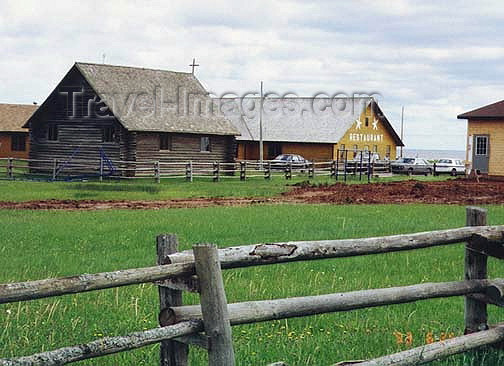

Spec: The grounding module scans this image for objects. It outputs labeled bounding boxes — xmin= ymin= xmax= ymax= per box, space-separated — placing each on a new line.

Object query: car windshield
xmin=438 ymin=159 xmax=452 ymax=164
xmin=399 ymin=158 xmax=415 ymax=164
xmin=275 ymin=155 xmax=291 ymax=161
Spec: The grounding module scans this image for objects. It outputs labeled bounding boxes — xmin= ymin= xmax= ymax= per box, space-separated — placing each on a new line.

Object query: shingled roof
xmin=0 ymin=103 xmax=37 ymax=132
xmin=74 ymin=63 xmax=240 ymax=135
xmin=26 ymin=62 xmax=239 ymax=135
xmin=217 ymin=97 xmax=403 ymax=145
xmin=458 ymin=99 xmax=504 ymax=119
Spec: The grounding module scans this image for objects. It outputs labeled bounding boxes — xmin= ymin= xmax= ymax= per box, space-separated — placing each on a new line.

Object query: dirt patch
xmin=283 ymin=178 xmax=504 ymax=205
xmin=0 ymin=197 xmax=279 ymax=210
xmin=2 ymin=178 xmax=504 ymax=210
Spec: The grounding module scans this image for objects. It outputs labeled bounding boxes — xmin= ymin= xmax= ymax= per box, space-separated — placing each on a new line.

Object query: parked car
xmin=353 ymin=151 xmax=381 ymax=163
xmin=270 ymin=154 xmax=310 ymax=170
xmin=434 ymin=158 xmax=465 ymax=176
xmin=391 ymin=157 xmax=433 ymax=176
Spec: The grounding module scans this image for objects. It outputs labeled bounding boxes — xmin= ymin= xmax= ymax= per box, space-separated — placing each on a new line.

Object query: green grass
xmin=0 ymin=204 xmax=503 ymax=365
xmin=0 ymin=174 xmax=453 ymax=202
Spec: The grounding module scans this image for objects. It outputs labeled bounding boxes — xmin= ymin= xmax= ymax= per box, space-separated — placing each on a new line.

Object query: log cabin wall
xmin=135 ymin=132 xmax=235 ymax=163
xmin=28 ymin=66 xmax=128 ymax=170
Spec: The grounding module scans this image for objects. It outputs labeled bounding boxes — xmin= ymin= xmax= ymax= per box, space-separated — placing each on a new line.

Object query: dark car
xmin=391 ymin=157 xmax=433 ymax=176
xmin=270 ymin=154 xmax=310 ymax=170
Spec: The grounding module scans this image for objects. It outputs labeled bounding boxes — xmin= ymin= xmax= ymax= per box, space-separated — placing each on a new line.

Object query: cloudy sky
xmin=1 ymin=0 xmax=503 ymax=150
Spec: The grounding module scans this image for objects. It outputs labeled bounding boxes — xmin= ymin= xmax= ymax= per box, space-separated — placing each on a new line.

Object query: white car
xmin=435 ymin=158 xmax=465 ymax=176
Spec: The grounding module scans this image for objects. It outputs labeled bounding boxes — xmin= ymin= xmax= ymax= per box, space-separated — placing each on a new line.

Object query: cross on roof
xmin=189 ymin=58 xmax=199 ymax=74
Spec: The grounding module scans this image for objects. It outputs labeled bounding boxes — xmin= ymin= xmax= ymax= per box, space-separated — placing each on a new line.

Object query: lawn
xmin=0 ymin=204 xmax=503 ymax=365
xmin=0 ymin=174 xmax=452 ymax=202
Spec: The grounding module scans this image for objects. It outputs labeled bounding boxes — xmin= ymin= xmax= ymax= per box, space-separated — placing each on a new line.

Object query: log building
xmin=218 ymin=97 xmax=403 ymax=161
xmin=0 ymin=104 xmax=37 ymax=159
xmin=24 ymin=63 xmax=239 ymax=173
xmin=458 ymin=99 xmax=504 ymax=176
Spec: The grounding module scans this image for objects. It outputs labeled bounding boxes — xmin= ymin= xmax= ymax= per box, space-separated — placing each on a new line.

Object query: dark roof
xmin=457 ymin=99 xmax=504 ymax=119
xmin=0 ymin=104 xmax=37 ymax=132
xmin=26 ymin=62 xmax=240 ymax=136
xmin=218 ymin=97 xmax=404 ymax=146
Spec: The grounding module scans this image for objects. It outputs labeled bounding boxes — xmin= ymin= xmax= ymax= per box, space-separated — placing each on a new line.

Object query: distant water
xmin=401 ymin=149 xmax=466 ymax=160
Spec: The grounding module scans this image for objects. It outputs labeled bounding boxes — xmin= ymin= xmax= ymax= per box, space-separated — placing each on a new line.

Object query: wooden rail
xmin=2 ymin=225 xmax=504 ymax=304
xmin=0 ymin=150 xmax=392 ymax=183
xmin=0 ymin=207 xmax=503 ymax=365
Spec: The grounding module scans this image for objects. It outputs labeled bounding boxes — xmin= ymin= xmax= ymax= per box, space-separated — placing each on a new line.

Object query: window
xmin=102 ymin=126 xmax=115 ymax=143
xmin=159 ymin=133 xmax=172 ymax=150
xmin=363 ymin=145 xmax=369 ymax=151
xmin=386 ymin=145 xmax=391 ymax=157
xmin=339 ymin=144 xmax=346 ymax=159
xmin=200 ymin=136 xmax=211 ymax=152
xmin=475 ymin=136 xmax=488 ymax=155
xmin=365 ymin=117 xmax=369 ymax=127
xmin=373 ymin=145 xmax=378 ymax=152
xmin=47 ymin=124 xmax=58 ymax=141
xmin=11 ymin=134 xmax=26 ymax=151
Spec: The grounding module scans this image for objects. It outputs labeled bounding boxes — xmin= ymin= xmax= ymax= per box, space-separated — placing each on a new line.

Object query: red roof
xmin=458 ymin=99 xmax=504 ymax=119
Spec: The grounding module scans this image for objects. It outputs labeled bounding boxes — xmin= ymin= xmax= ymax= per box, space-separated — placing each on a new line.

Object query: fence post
xmin=52 ymin=159 xmax=58 ymax=181
xmin=155 ymin=161 xmax=161 ymax=183
xmin=213 ymin=162 xmax=220 ymax=182
xmin=7 ymin=157 xmax=13 ymax=179
xmin=99 ymin=157 xmax=104 ymax=182
xmin=193 ymin=244 xmax=235 ymax=366
xmin=157 ymin=235 xmax=188 ymax=366
xmin=240 ymin=161 xmax=246 ymax=181
xmin=344 ymin=150 xmax=348 ymax=182
xmin=185 ymin=161 xmax=193 ymax=182
xmin=465 ymin=207 xmax=488 ymax=334
xmin=308 ymin=162 xmax=315 ymax=179
xmin=285 ymin=162 xmax=292 ymax=180
xmin=368 ymin=153 xmax=372 ymax=183
xmin=264 ymin=161 xmax=271 ymax=180
xmin=335 ymin=153 xmax=339 ymax=181
xmin=359 ymin=153 xmax=363 ymax=181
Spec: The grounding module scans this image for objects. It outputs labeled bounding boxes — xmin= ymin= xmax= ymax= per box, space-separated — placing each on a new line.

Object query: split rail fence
xmin=0 ymin=152 xmax=391 ymax=183
xmin=1 ymin=207 xmax=504 ymax=365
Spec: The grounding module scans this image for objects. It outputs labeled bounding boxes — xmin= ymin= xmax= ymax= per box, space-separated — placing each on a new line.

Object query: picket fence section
xmin=0 ymin=207 xmax=503 ymax=365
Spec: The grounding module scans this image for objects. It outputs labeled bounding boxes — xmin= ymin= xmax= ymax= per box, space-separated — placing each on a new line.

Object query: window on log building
xmin=200 ymin=136 xmax=211 ymax=152
xmin=102 ymin=126 xmax=115 ymax=143
xmin=11 ymin=134 xmax=26 ymax=151
xmin=48 ymin=124 xmax=58 ymax=141
xmin=160 ymin=133 xmax=172 ymax=150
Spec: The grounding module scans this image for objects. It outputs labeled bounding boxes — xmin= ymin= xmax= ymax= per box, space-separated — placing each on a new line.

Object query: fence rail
xmin=1 ymin=207 xmax=503 ymax=365
xmin=0 ymin=151 xmax=392 ymax=183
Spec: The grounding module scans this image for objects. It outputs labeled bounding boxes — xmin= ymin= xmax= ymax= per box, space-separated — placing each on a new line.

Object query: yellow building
xmin=219 ymin=97 xmax=403 ymax=161
xmin=458 ymin=99 xmax=504 ymax=176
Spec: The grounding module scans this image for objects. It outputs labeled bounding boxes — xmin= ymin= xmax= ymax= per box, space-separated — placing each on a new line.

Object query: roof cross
xmin=189 ymin=58 xmax=199 ymax=74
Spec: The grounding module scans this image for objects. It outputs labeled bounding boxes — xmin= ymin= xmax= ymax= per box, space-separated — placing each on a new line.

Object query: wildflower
xmin=425 ymin=332 xmax=434 ymax=344
xmin=393 ymin=331 xmax=403 ymax=344
xmin=405 ymin=332 xmax=413 ymax=346
xmin=440 ymin=332 xmax=446 ymax=341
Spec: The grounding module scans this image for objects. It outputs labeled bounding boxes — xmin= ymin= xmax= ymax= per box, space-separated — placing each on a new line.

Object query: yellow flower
xmin=405 ymin=332 xmax=413 ymax=346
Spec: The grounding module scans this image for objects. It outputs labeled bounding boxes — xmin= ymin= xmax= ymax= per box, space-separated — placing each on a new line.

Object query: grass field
xmin=1 ymin=204 xmax=503 ymax=365
xmin=0 ymin=174 xmax=452 ymax=202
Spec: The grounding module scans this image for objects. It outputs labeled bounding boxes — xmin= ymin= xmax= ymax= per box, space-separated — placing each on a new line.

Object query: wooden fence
xmin=0 ymin=152 xmax=391 ymax=183
xmin=1 ymin=207 xmax=503 ymax=365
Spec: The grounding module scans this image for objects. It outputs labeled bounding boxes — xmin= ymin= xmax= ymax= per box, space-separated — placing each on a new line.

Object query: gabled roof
xmin=26 ymin=62 xmax=240 ymax=136
xmin=0 ymin=103 xmax=37 ymax=132
xmin=217 ymin=97 xmax=404 ymax=146
xmin=457 ymin=99 xmax=504 ymax=119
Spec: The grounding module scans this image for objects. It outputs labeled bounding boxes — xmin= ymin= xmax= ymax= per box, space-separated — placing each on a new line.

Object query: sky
xmin=1 ymin=0 xmax=503 ymax=150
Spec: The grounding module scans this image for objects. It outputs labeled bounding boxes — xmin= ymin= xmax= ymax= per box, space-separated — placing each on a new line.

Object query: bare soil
xmin=283 ymin=178 xmax=504 ymax=205
xmin=1 ymin=178 xmax=504 ymax=210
